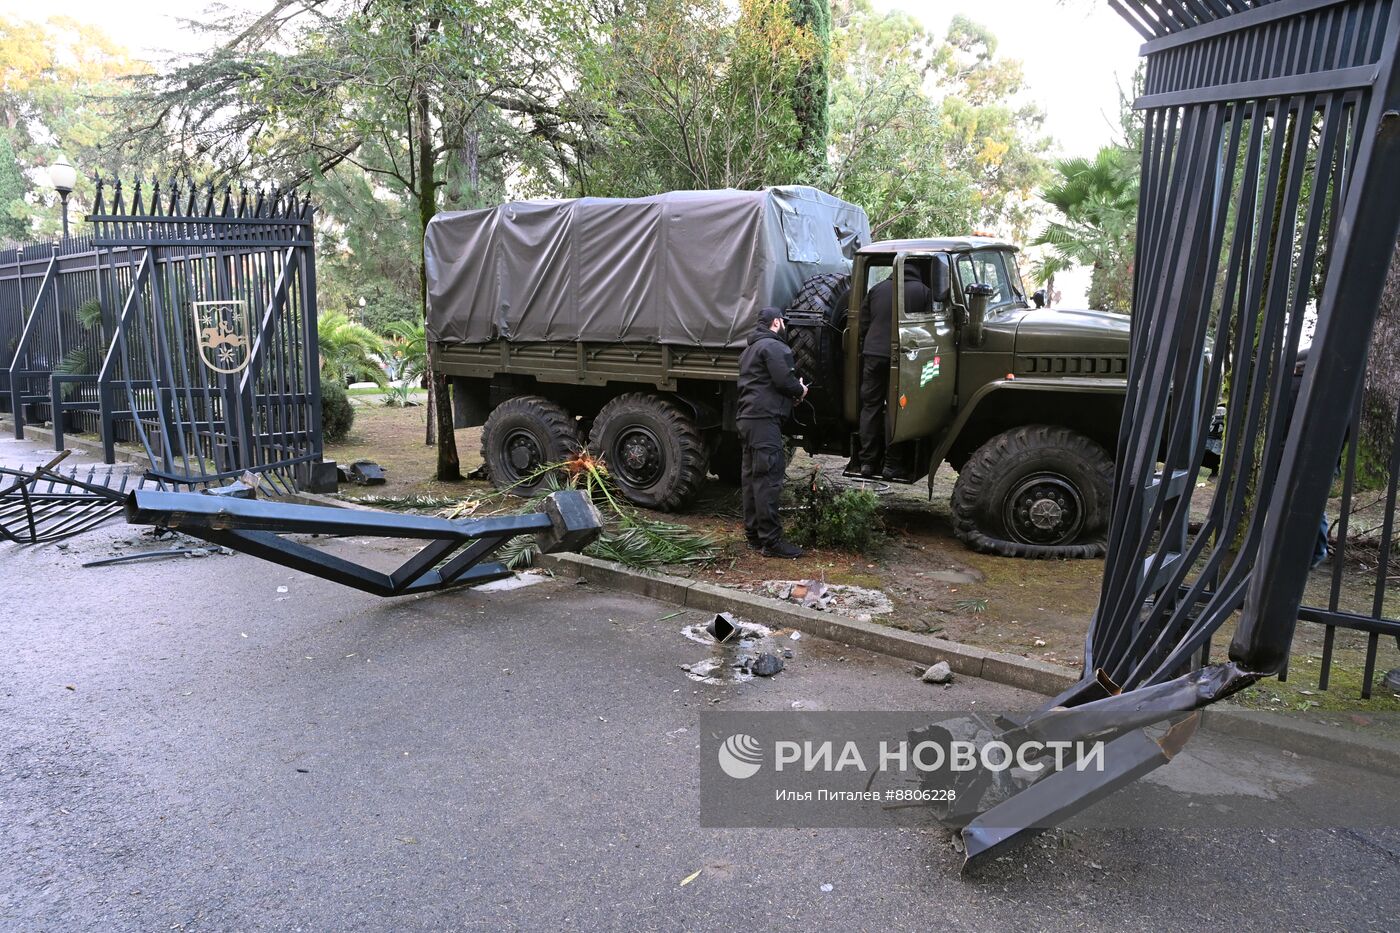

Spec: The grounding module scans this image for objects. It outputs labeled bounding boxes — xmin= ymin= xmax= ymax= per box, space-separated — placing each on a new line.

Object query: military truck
xmin=426 ymin=187 xmax=1129 ymax=559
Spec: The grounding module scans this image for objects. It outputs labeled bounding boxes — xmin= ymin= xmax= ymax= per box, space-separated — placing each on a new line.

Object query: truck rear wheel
xmin=481 ymin=395 xmax=582 ymax=497
xmin=590 ymin=393 xmax=708 ymax=511
xmin=951 ymin=425 xmax=1113 ymax=559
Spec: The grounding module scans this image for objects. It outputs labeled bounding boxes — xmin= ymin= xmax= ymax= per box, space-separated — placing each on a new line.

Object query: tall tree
xmin=116 ymin=0 xmax=577 ymax=480
xmin=0 ymin=131 xmax=28 ymax=243
xmin=571 ymin=0 xmax=819 ymax=196
xmin=1361 ymin=238 xmax=1400 ymax=485
xmin=820 ymin=1 xmax=1048 ymax=240
xmin=788 ymin=0 xmax=831 ymax=178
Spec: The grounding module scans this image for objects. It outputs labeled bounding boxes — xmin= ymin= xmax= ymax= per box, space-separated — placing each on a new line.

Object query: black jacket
xmin=737 ymin=326 xmax=804 ymax=420
xmin=861 ymin=266 xmax=930 ymax=358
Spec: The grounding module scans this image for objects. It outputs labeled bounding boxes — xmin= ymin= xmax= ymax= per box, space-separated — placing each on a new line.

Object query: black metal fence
xmin=1099 ymin=0 xmax=1400 ymax=699
xmin=1 ymin=179 xmax=324 ymax=493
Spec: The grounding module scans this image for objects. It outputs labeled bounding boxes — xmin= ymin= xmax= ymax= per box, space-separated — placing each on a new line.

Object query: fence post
xmin=49 ymin=373 xmax=64 ymax=450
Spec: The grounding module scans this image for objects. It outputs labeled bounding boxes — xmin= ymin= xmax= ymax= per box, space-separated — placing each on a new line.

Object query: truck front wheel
xmin=951 ymin=425 xmax=1113 ymax=559
xmin=481 ymin=395 xmax=582 ymax=496
xmin=590 ymin=393 xmax=708 ymax=511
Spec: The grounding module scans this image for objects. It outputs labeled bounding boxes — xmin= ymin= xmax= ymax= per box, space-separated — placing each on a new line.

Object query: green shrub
xmin=789 ymin=470 xmax=883 ymax=551
xmin=321 ymin=380 xmax=355 ymax=442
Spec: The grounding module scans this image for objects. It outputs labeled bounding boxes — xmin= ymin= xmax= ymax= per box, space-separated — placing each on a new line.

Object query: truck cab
xmin=831 ymin=238 xmax=1130 ymax=557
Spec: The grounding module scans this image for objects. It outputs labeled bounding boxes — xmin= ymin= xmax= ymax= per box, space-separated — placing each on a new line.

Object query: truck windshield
xmin=956 ymin=250 xmax=1024 ymax=309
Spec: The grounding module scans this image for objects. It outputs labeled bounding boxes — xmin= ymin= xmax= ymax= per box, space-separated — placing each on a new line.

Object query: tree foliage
xmin=317 ymin=310 xmax=387 ymax=386
xmin=1029 ymin=72 xmax=1143 ymax=312
xmin=1030 ymin=146 xmax=1138 ymax=312
xmin=115 ymin=0 xmax=587 ymax=479
xmin=820 ymin=1 xmax=1050 ymax=241
xmin=788 ymin=0 xmax=832 ymax=177
xmin=569 ymin=0 xmax=819 ymax=196
xmin=0 ymin=15 xmax=144 ymax=240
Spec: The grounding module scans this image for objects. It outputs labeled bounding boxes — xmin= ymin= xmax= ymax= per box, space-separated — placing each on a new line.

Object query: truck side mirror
xmin=929 ymin=256 xmax=951 ymax=305
xmin=1032 ymin=288 xmax=1047 ymax=308
xmin=964 ymin=283 xmax=994 ymax=348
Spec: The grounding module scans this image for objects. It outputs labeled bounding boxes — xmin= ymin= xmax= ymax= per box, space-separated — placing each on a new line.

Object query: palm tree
xmin=1030 ymin=146 xmax=1138 ymax=312
xmin=383 ymin=319 xmax=428 ymax=406
xmin=317 ymin=311 xmax=387 ymax=386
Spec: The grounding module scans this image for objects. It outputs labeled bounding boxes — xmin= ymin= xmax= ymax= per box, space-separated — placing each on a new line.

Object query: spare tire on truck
xmin=784 ymin=272 xmax=851 ymax=420
xmin=480 ymin=395 xmax=582 ymax=496
xmin=590 ymin=393 xmax=709 ymax=511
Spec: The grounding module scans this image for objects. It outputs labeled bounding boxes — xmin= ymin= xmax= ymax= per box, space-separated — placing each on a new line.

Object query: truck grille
xmin=1015 ymin=355 xmax=1128 ymax=377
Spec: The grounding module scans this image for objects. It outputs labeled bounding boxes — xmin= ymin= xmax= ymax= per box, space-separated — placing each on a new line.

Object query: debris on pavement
xmin=921 ymin=661 xmax=953 ymax=685
xmin=706 ymin=612 xmax=740 ymax=643
xmin=681 ymin=617 xmax=788 ymax=684
xmin=82 ymin=547 xmax=221 ymax=568
xmin=757 ymin=579 xmax=893 ymax=616
xmin=749 ymin=653 xmax=784 ymax=677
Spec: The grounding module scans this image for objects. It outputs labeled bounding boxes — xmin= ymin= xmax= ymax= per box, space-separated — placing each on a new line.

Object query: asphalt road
xmin=1 ymin=437 xmax=1398 ymax=931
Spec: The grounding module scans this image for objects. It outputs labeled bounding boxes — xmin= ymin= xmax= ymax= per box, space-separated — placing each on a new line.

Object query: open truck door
xmin=888 ymin=252 xmax=956 ymax=444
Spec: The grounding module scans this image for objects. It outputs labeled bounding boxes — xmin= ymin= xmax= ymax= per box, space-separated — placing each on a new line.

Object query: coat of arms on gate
xmin=191 ymin=300 xmax=252 ymax=374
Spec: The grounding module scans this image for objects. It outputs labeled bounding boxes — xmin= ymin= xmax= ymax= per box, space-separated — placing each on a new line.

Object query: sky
xmin=5 ymin=0 xmax=1150 ymax=303
xmin=877 ymin=0 xmax=1144 ymax=156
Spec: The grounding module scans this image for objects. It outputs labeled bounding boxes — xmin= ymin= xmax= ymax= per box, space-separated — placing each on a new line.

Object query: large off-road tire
xmin=480 ymin=395 xmax=582 ymax=497
xmin=785 ymin=273 xmax=851 ymax=417
xmin=951 ymin=425 xmax=1114 ymax=559
xmin=590 ymin=393 xmax=708 ymax=511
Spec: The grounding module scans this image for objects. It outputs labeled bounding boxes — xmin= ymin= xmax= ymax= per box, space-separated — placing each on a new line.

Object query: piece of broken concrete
xmin=921 ymin=661 xmax=953 ymax=685
xmin=751 ymin=653 xmax=784 ymax=677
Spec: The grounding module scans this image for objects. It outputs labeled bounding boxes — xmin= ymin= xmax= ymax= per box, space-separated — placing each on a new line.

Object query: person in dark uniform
xmin=857 ymin=262 xmax=930 ymax=477
xmin=737 ymin=306 xmax=807 ymax=558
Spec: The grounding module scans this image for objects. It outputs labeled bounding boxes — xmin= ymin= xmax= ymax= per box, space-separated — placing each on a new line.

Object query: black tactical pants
xmin=739 ymin=416 xmax=786 ymax=547
xmin=858 ymin=356 xmax=889 ymax=471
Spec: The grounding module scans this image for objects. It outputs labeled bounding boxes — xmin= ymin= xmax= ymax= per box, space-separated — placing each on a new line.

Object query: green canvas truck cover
xmin=424 ymin=186 xmax=870 ymax=350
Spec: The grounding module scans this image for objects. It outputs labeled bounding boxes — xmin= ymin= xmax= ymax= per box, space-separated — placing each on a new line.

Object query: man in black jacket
xmin=857 ymin=263 xmax=929 ymax=477
xmin=737 ymin=307 xmax=807 ymax=558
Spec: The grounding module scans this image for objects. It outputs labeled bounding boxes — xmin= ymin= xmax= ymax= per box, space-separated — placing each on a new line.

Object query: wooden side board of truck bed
xmin=432 ymin=341 xmax=744 ymax=391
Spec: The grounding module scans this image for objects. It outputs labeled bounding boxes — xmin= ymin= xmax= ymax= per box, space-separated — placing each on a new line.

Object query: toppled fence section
xmin=123 ymin=488 xmax=604 ymax=597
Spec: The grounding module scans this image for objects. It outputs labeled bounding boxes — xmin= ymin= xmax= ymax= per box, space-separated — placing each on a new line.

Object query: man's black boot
xmin=761 ymin=539 xmax=804 ymax=559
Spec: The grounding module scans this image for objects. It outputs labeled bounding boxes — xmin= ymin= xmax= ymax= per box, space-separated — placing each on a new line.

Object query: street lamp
xmin=48 ymin=156 xmax=77 ymax=240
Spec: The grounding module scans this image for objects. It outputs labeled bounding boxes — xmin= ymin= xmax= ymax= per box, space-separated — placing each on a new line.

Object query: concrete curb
xmin=538 ymin=551 xmax=1400 ymax=775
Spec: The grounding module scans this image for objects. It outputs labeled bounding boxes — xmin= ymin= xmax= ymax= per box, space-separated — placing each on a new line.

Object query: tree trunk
xmin=1360 ymin=238 xmax=1400 ymax=484
xmin=788 ymin=0 xmax=831 ymax=181
xmin=412 ymin=21 xmax=461 ymax=481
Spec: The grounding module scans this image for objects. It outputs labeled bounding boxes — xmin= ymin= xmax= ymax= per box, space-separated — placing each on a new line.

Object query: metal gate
xmin=943 ymin=0 xmax=1400 ymax=867
xmin=1096 ymin=0 xmax=1400 ymax=696
xmin=87 ymin=179 xmax=323 ymax=492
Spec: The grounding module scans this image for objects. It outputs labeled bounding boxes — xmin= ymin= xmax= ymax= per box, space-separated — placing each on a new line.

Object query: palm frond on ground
xmin=441 ymin=451 xmax=717 ymax=571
